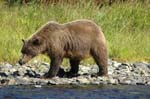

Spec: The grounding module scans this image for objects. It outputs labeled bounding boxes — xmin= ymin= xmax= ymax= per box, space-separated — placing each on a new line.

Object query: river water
xmin=0 ymin=85 xmax=150 ymax=99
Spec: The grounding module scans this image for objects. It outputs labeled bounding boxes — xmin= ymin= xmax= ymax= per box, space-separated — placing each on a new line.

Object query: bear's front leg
xmin=66 ymin=59 xmax=81 ymax=78
xmin=44 ymin=57 xmax=63 ymax=78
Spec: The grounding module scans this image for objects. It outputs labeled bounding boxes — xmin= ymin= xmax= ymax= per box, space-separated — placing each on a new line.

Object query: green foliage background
xmin=0 ymin=0 xmax=150 ymax=64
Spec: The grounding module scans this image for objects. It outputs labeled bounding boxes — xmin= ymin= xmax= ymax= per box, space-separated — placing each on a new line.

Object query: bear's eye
xmin=32 ymin=38 xmax=40 ymax=45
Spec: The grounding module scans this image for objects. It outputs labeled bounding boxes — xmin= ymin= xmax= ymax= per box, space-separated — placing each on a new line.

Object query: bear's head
xmin=18 ymin=36 xmax=47 ymax=65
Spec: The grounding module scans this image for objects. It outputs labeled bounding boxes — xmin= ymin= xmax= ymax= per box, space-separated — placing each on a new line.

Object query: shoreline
xmin=0 ymin=60 xmax=150 ymax=86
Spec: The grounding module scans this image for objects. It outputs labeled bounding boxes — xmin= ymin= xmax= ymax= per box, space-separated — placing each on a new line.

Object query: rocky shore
xmin=0 ymin=59 xmax=150 ymax=86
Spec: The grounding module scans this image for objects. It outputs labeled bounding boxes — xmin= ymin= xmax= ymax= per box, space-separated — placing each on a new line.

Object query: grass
xmin=0 ymin=1 xmax=150 ymax=65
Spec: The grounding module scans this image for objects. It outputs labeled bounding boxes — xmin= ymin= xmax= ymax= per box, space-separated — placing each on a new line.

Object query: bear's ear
xmin=22 ymin=39 xmax=25 ymax=44
xmin=32 ymin=37 xmax=41 ymax=45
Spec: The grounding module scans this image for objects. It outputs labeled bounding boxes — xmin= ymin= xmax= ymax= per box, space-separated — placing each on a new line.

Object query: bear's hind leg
xmin=91 ymin=47 xmax=108 ymax=76
xmin=67 ymin=59 xmax=80 ymax=77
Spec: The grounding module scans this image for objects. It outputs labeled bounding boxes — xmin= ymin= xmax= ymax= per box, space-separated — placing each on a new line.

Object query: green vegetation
xmin=0 ymin=1 xmax=149 ymax=64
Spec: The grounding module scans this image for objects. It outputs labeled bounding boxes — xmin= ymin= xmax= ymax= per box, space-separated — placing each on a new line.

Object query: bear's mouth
xmin=18 ymin=54 xmax=35 ymax=65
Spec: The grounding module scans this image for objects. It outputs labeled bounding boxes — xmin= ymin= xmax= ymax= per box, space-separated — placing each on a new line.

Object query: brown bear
xmin=18 ymin=19 xmax=108 ymax=78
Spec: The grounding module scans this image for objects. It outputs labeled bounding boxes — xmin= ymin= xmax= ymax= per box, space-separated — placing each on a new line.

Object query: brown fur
xmin=18 ymin=19 xmax=108 ymax=78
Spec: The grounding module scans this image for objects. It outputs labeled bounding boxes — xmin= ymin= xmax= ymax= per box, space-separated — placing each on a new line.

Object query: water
xmin=0 ymin=85 xmax=150 ymax=99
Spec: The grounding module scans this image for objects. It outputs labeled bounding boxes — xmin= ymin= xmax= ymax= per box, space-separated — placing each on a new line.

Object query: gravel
xmin=0 ymin=59 xmax=150 ymax=86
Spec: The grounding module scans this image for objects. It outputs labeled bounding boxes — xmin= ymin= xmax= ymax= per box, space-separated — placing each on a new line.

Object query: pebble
xmin=77 ymin=77 xmax=91 ymax=84
xmin=108 ymin=79 xmax=118 ymax=85
xmin=34 ymin=85 xmax=42 ymax=88
xmin=147 ymin=81 xmax=150 ymax=85
xmin=0 ymin=60 xmax=150 ymax=86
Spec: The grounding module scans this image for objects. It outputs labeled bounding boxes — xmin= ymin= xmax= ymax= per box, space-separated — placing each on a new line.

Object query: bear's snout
xmin=18 ymin=54 xmax=32 ymax=65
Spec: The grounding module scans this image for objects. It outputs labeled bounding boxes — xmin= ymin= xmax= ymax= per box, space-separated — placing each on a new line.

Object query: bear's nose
xmin=18 ymin=59 xmax=25 ymax=65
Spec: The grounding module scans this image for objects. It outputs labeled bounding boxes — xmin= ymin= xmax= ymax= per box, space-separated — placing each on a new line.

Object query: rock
xmin=108 ymin=78 xmax=118 ymax=85
xmin=121 ymin=80 xmax=132 ymax=85
xmin=133 ymin=62 xmax=148 ymax=67
xmin=131 ymin=62 xmax=150 ymax=77
xmin=91 ymin=65 xmax=99 ymax=74
xmin=0 ymin=72 xmax=8 ymax=77
xmin=78 ymin=66 xmax=91 ymax=75
xmin=133 ymin=62 xmax=150 ymax=72
xmin=89 ymin=77 xmax=101 ymax=85
xmin=5 ymin=63 xmax=13 ymax=68
xmin=15 ymin=77 xmax=32 ymax=85
xmin=17 ymin=67 xmax=27 ymax=76
xmin=147 ymin=81 xmax=150 ymax=85
xmin=47 ymin=80 xmax=57 ymax=85
xmin=0 ymin=61 xmax=150 ymax=85
xmin=62 ymin=78 xmax=72 ymax=84
xmin=70 ymin=80 xmax=80 ymax=85
xmin=36 ymin=63 xmax=49 ymax=73
xmin=0 ymin=78 xmax=9 ymax=85
xmin=24 ymin=70 xmax=37 ymax=77
xmin=112 ymin=61 xmax=121 ymax=68
xmin=47 ymin=77 xmax=70 ymax=85
xmin=12 ymin=71 xmax=20 ymax=77
xmin=8 ymin=79 xmax=16 ymax=85
xmin=134 ymin=76 xmax=146 ymax=85
xmin=91 ymin=80 xmax=100 ymax=85
xmin=97 ymin=76 xmax=108 ymax=81
xmin=115 ymin=64 xmax=130 ymax=71
xmin=140 ymin=70 xmax=149 ymax=76
xmin=108 ymin=59 xmax=113 ymax=66
xmin=34 ymin=85 xmax=42 ymax=88
xmin=148 ymin=64 xmax=150 ymax=69
xmin=77 ymin=77 xmax=91 ymax=84
xmin=96 ymin=76 xmax=109 ymax=84
xmin=108 ymin=67 xmax=115 ymax=75
xmin=29 ymin=78 xmax=48 ymax=85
